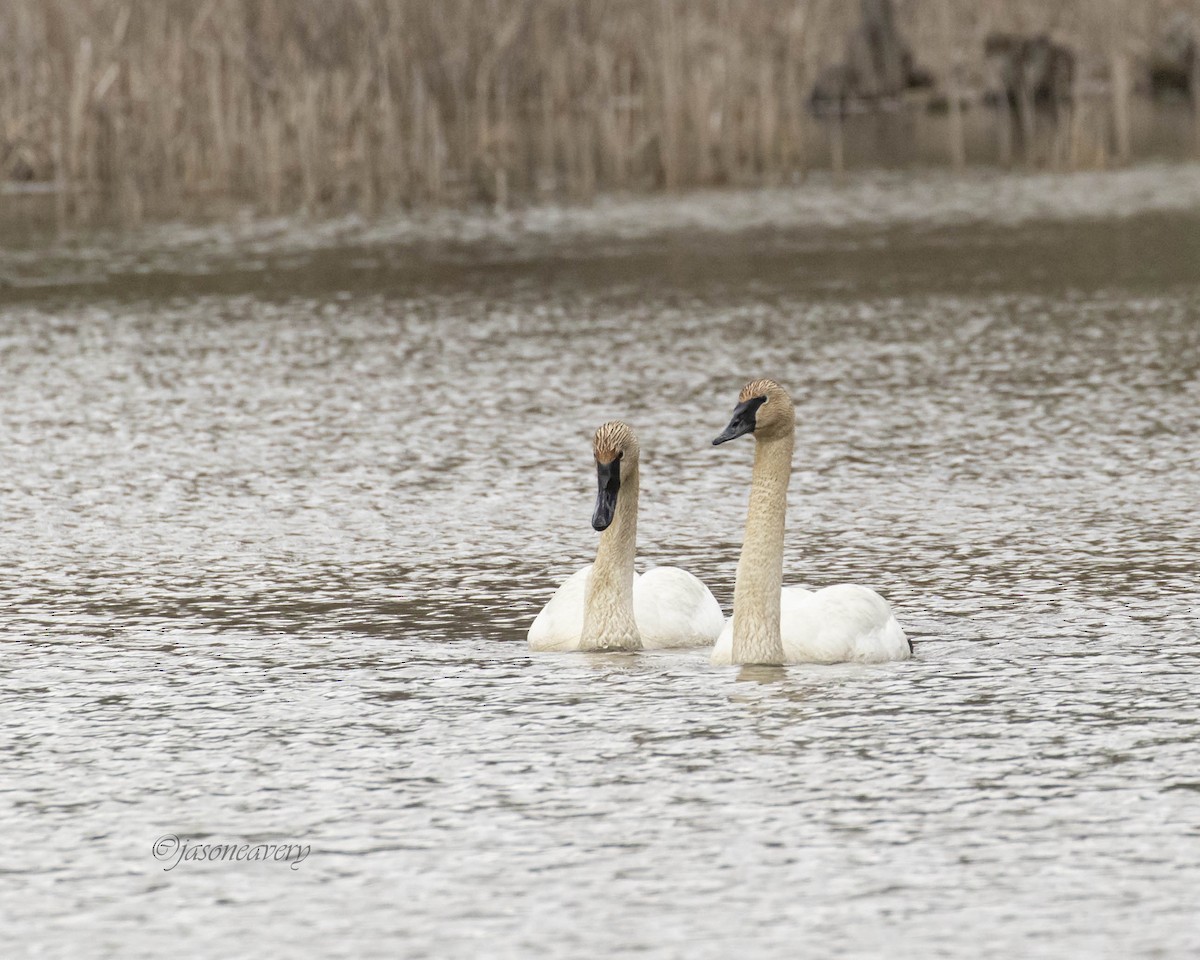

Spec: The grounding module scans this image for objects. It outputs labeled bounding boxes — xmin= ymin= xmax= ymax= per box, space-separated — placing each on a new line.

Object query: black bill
xmin=592 ymin=458 xmax=621 ymax=530
xmin=713 ymin=395 xmax=767 ymax=445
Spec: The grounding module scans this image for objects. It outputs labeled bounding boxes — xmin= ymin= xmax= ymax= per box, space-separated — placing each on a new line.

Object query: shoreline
xmin=5 ymin=161 xmax=1200 ymax=253
xmin=3 ymin=162 xmax=1200 ymax=298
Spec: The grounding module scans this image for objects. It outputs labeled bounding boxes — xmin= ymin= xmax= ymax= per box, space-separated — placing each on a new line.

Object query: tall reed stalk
xmin=0 ymin=0 xmax=1196 ymax=225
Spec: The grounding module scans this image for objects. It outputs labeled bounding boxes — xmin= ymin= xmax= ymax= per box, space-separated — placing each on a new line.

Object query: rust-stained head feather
xmin=592 ymin=420 xmax=639 ymax=464
xmin=739 ymin=378 xmax=787 ymax=403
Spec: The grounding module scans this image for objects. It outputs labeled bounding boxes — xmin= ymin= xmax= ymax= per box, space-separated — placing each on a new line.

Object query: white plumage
xmin=710 ymin=584 xmax=910 ymax=665
xmin=528 ymin=564 xmax=725 ymax=652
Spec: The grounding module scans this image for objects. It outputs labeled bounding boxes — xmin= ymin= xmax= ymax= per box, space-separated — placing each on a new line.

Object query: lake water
xmin=3 ymin=168 xmax=1199 ymax=958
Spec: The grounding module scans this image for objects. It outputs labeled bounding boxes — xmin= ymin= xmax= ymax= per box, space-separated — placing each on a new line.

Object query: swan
xmin=709 ymin=378 xmax=911 ymax=665
xmin=528 ymin=421 xmax=725 ymax=652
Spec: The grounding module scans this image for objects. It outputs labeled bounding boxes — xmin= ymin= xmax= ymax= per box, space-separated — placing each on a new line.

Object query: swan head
xmin=713 ymin=378 xmax=794 ymax=444
xmin=591 ymin=420 xmax=639 ymax=532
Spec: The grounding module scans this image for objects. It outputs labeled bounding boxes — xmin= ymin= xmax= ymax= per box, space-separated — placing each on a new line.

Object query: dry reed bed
xmin=1 ymin=0 xmax=1197 ymax=225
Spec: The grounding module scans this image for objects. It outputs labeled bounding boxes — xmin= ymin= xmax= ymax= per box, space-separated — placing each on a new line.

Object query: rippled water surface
xmin=3 ymin=172 xmax=1200 ymax=958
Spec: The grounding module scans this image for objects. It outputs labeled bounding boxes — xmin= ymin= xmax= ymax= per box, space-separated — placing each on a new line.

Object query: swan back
xmin=710 ymin=584 xmax=909 ymax=664
xmin=634 ymin=567 xmax=725 ymax=648
xmin=528 ymin=566 xmax=592 ymax=651
xmin=780 ymin=584 xmax=908 ymax=663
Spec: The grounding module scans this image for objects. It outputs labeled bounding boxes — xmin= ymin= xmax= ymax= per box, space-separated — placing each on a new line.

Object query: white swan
xmin=709 ymin=378 xmax=911 ymax=665
xmin=528 ymin=421 xmax=725 ymax=652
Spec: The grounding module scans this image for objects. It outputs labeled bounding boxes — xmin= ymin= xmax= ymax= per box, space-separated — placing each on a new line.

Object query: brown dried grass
xmin=0 ymin=0 xmax=1196 ymax=225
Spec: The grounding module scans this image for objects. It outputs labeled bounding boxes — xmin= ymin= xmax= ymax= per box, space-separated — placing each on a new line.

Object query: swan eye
xmin=616 ymin=451 xmax=624 ymax=461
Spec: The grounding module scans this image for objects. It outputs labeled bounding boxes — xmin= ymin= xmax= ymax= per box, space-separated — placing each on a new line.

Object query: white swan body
xmin=710 ymin=584 xmax=910 ymax=665
xmin=711 ymin=379 xmax=911 ymax=666
xmin=528 ymin=421 xmax=724 ymax=653
xmin=528 ymin=564 xmax=725 ymax=652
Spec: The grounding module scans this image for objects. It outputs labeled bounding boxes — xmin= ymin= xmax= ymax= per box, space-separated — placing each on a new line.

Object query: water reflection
xmin=732 ymin=665 xmax=792 ymax=685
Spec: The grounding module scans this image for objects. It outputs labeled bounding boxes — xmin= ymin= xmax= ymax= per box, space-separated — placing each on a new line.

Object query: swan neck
xmin=581 ymin=463 xmax=641 ymax=651
xmin=731 ymin=431 xmax=793 ymax=664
